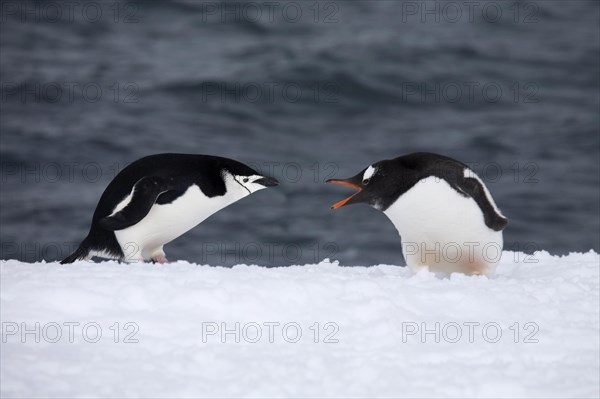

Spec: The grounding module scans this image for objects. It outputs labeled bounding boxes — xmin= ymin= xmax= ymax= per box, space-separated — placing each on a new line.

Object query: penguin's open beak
xmin=256 ymin=176 xmax=279 ymax=187
xmin=326 ymin=178 xmax=363 ymax=209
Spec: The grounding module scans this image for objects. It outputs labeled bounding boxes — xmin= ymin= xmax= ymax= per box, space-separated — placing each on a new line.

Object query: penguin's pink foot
xmin=152 ymin=254 xmax=169 ymax=264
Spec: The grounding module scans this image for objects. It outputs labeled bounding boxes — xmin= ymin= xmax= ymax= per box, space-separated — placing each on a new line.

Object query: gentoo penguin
xmin=61 ymin=153 xmax=279 ymax=264
xmin=327 ymin=152 xmax=508 ymax=276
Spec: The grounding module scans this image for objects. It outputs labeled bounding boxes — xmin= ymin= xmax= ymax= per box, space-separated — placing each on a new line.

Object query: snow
xmin=1 ymin=251 xmax=599 ymax=398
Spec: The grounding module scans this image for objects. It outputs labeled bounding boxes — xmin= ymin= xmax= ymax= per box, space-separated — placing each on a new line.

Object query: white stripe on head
xmin=363 ymin=165 xmax=376 ymax=182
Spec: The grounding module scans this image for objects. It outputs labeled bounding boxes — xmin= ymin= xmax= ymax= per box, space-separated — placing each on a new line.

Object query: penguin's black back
xmin=61 ymin=153 xmax=257 ymax=263
xmin=92 ymin=154 xmax=255 ymax=222
xmin=383 ymin=153 xmax=508 ymax=231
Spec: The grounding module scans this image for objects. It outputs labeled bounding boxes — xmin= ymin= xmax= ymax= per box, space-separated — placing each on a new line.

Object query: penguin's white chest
xmin=383 ymin=176 xmax=503 ymax=274
xmin=114 ymin=185 xmax=235 ymax=260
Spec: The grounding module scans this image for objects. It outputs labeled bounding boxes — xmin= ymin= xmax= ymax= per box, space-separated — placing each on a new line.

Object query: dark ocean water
xmin=1 ymin=0 xmax=599 ymax=266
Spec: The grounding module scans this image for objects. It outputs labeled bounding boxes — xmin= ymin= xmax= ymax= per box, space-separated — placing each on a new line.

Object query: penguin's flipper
xmin=455 ymin=176 xmax=508 ymax=232
xmin=99 ymin=176 xmax=173 ymax=231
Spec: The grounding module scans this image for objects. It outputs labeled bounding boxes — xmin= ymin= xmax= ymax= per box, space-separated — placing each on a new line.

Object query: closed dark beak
xmin=256 ymin=176 xmax=279 ymax=187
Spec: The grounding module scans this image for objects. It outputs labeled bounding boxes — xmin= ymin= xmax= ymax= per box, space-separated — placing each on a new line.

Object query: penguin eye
xmin=363 ymin=178 xmax=370 ymax=185
xmin=243 ymin=178 xmax=249 ymax=183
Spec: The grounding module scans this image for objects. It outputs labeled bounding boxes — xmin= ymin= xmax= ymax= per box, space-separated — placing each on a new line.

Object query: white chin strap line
xmin=232 ymin=176 xmax=252 ymax=195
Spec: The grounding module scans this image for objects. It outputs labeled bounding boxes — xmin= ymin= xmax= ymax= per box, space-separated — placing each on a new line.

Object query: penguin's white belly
xmin=114 ymin=185 xmax=232 ymax=261
xmin=384 ymin=176 xmax=503 ymax=275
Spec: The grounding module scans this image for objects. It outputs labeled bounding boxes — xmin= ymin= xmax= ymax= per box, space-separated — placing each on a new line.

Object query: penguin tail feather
xmin=60 ymin=244 xmax=90 ymax=264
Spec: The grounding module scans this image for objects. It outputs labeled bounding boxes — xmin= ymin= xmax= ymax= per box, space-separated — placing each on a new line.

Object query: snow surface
xmin=1 ymin=251 xmax=599 ymax=398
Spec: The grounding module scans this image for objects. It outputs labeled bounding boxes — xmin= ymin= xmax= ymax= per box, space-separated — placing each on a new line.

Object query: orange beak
xmin=327 ymin=179 xmax=363 ymax=209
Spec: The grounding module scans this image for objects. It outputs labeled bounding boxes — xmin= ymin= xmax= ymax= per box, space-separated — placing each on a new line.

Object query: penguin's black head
xmin=327 ymin=159 xmax=413 ymax=211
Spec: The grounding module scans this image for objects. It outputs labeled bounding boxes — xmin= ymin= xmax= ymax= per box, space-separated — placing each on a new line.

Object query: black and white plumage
xmin=61 ymin=153 xmax=279 ymax=264
xmin=327 ymin=152 xmax=508 ymax=276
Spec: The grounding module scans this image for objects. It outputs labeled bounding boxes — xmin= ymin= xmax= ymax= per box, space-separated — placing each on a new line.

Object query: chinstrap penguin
xmin=327 ymin=152 xmax=508 ymax=276
xmin=61 ymin=153 xmax=279 ymax=264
